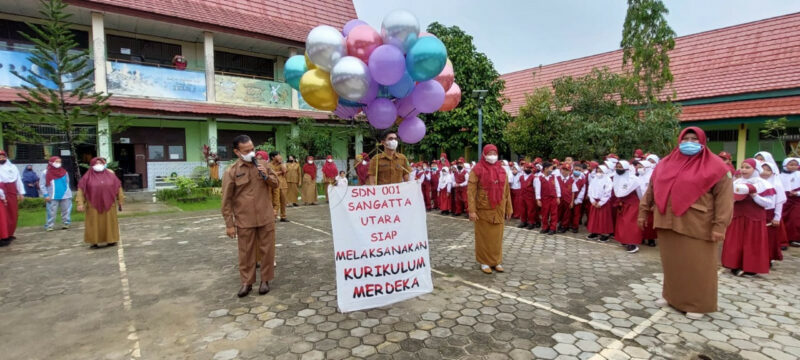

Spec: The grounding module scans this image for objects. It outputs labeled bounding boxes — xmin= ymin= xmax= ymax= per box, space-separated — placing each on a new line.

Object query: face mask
xmin=385 ymin=140 xmax=398 ymax=150
xmin=432 ymin=167 xmax=438 ymax=171
xmin=616 ymin=169 xmax=626 ymax=176
xmin=573 ymin=171 xmax=581 ymax=177
xmin=92 ymin=164 xmax=105 ymax=172
xmin=362 ymin=160 xmax=367 ymax=165
xmin=240 ymin=151 xmax=255 ymax=162
xmin=524 ymin=170 xmax=532 ymax=174
xmin=53 ymin=163 xmax=62 ymax=169
xmin=307 ymin=160 xmax=313 ymax=164
xmin=457 ymin=166 xmax=463 ymax=171
xmin=596 ymin=173 xmax=604 ymax=178
xmin=485 ymin=155 xmax=498 ymax=164
xmin=327 ymin=159 xmax=333 ymax=163
xmin=679 ymin=142 xmax=703 ymax=156
xmin=288 ymin=159 xmax=294 ymax=163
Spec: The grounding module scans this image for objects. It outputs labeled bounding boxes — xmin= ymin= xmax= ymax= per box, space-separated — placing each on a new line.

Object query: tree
xmin=621 ymin=0 xmax=677 ymax=102
xmin=410 ymin=23 xmax=510 ymax=160
xmin=285 ymin=117 xmax=350 ymax=159
xmin=0 ymin=0 xmax=123 ymax=183
xmin=502 ymin=88 xmax=561 ymax=159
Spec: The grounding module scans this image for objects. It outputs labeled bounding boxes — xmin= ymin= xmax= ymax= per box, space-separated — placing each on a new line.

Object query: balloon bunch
xmin=283 ymin=9 xmax=462 ymax=144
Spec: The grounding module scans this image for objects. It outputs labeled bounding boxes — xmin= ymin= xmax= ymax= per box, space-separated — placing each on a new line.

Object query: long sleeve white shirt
xmin=0 ymin=162 xmax=25 ymax=194
xmin=534 ymin=174 xmax=562 ymax=200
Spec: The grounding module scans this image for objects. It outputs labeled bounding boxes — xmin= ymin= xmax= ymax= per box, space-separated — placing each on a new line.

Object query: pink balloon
xmin=419 ymin=31 xmax=435 ymax=38
xmin=439 ymin=82 xmax=461 ymax=112
xmin=334 ymin=104 xmax=362 ymax=119
xmin=346 ymin=25 xmax=382 ymax=63
xmin=434 ymin=59 xmax=454 ymax=91
xmin=398 ymin=116 xmax=426 ymax=144
xmin=411 ymin=80 xmax=445 ymax=113
xmin=343 ymin=19 xmax=368 ymax=36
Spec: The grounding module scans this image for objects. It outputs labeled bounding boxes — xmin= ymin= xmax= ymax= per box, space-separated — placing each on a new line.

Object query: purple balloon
xmin=411 ymin=80 xmax=445 ymax=113
xmin=398 ymin=116 xmax=426 ymax=144
xmin=342 ymin=19 xmax=368 ymax=37
xmin=368 ymin=45 xmax=406 ymax=85
xmin=395 ymin=96 xmax=415 ymax=118
xmin=359 ymin=78 xmax=379 ymax=104
xmin=334 ymin=104 xmax=361 ymax=119
xmin=365 ymin=98 xmax=397 ymax=130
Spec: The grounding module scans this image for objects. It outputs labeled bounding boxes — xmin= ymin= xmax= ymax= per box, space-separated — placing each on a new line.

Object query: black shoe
xmin=0 ymin=238 xmax=10 ymax=247
xmin=526 ymin=223 xmax=536 ymax=230
xmin=732 ymin=269 xmax=744 ymax=277
xmin=743 ymin=272 xmax=757 ymax=277
xmin=518 ymin=222 xmax=529 ymax=228
xmin=626 ymin=245 xmax=639 ymax=253
xmin=259 ymin=281 xmax=270 ymax=295
xmin=558 ymin=228 xmax=567 ymax=233
xmin=571 ymin=228 xmax=579 ymax=234
xmin=781 ymin=246 xmax=788 ymax=251
xmin=540 ymin=229 xmax=549 ymax=234
xmin=587 ymin=233 xmax=599 ymax=239
xmin=89 ymin=244 xmax=100 ymax=249
xmin=598 ymin=235 xmax=610 ymax=242
xmin=107 ymin=242 xmax=117 ymax=247
xmin=646 ymin=239 xmax=656 ymax=247
xmin=279 ymin=218 xmax=288 ymax=222
xmin=292 ymin=203 xmax=299 ymax=207
xmin=547 ymin=230 xmax=556 ymax=236
xmin=237 ymin=284 xmax=252 ymax=297
xmin=533 ymin=223 xmax=541 ymax=229
xmin=790 ymin=241 xmax=800 ymax=247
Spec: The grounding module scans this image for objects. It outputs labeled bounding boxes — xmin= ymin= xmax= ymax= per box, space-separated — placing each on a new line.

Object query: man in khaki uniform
xmin=368 ymin=131 xmax=411 ymax=185
xmin=285 ymin=155 xmax=301 ymax=206
xmin=222 ymin=135 xmax=279 ymax=297
xmin=269 ymin=151 xmax=288 ymax=222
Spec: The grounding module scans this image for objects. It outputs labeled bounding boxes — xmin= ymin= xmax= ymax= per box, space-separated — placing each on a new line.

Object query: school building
xmin=501 ymin=12 xmax=800 ymax=166
xmin=0 ymin=0 xmax=361 ymax=190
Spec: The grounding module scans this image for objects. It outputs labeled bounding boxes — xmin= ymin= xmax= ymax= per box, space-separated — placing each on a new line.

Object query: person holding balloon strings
xmin=369 ymin=131 xmax=411 ymax=186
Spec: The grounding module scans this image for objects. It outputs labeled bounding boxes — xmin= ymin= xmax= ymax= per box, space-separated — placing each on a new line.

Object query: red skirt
xmin=782 ymin=196 xmax=800 ymax=243
xmin=614 ymin=195 xmax=642 ymax=245
xmin=438 ymin=190 xmax=451 ymax=211
xmin=0 ymin=201 xmax=9 ymax=239
xmin=588 ymin=202 xmax=614 ymax=234
xmin=766 ymin=209 xmax=785 ymax=261
xmin=722 ymin=216 xmax=770 ymax=274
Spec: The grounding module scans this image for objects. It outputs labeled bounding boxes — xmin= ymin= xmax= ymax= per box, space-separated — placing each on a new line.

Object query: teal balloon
xmin=284 ymin=55 xmax=307 ymax=90
xmin=405 ymin=36 xmax=447 ymax=81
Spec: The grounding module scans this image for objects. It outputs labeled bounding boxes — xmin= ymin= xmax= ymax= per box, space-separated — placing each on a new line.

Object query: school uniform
xmin=518 ymin=171 xmax=536 ymax=226
xmin=510 ymin=172 xmax=522 ymax=219
xmin=722 ymin=168 xmax=774 ymax=274
xmin=570 ymin=174 xmax=587 ymax=231
xmin=612 ymin=161 xmax=644 ymax=246
xmin=587 ymin=168 xmax=614 ymax=235
xmin=556 ymin=173 xmax=574 ymax=230
xmin=534 ymin=173 xmax=561 ymax=232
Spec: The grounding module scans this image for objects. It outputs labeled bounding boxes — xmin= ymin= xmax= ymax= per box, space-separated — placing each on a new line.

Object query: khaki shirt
xmin=269 ymin=161 xmax=288 ymax=189
xmin=368 ymin=152 xmax=411 ymax=185
xmin=221 ymin=159 xmax=279 ymax=229
xmin=638 ymin=173 xmax=733 ymax=241
xmin=285 ymin=162 xmax=301 ymax=184
xmin=467 ymin=169 xmax=513 ymax=224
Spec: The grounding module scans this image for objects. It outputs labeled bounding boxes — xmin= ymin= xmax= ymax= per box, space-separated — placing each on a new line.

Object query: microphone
xmin=252 ymin=157 xmax=268 ymax=180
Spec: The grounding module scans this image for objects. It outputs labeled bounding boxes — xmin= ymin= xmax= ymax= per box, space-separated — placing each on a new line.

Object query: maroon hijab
xmin=303 ymin=156 xmax=317 ymax=178
xmin=322 ymin=155 xmax=338 ymax=178
xmin=651 ymin=127 xmax=730 ymax=216
xmin=78 ymin=157 xmax=121 ymax=213
xmin=472 ymin=144 xmax=506 ymax=208
xmin=45 ymin=156 xmax=67 ymax=186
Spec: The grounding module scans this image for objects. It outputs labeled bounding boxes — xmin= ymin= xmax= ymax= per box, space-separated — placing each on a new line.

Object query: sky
xmin=352 ymin=0 xmax=800 ymax=75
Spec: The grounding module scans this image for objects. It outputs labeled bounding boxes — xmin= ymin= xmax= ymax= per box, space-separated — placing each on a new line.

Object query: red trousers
xmin=520 ymin=194 xmax=536 ymax=224
xmin=431 ymin=188 xmax=438 ymax=209
xmin=1 ymin=182 xmax=19 ymax=237
xmin=539 ymin=197 xmax=559 ymax=231
xmin=558 ymin=200 xmax=572 ymax=228
xmin=421 ymin=182 xmax=432 ymax=210
xmin=511 ymin=189 xmax=521 ymax=218
xmin=569 ymin=203 xmax=583 ymax=229
xmin=454 ymin=186 xmax=467 ymax=215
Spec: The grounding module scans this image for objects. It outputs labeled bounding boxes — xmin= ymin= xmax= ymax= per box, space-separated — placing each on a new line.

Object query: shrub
xmin=19 ymin=197 xmax=47 ymax=209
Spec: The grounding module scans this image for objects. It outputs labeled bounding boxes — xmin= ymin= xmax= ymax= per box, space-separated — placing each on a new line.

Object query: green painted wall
xmin=686 ymin=115 xmax=800 ymax=164
xmin=125 ymin=118 xmax=206 ymax=162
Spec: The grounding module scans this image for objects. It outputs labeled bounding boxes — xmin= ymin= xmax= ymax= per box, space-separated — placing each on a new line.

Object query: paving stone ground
xmin=1 ymin=204 xmax=799 ymax=360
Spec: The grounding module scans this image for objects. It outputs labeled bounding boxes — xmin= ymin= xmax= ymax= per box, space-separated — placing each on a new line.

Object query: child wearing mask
xmin=534 ymin=162 xmax=561 ymax=235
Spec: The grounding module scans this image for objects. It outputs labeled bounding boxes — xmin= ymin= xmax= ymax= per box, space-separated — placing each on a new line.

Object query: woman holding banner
xmin=468 ymin=144 xmax=513 ymax=274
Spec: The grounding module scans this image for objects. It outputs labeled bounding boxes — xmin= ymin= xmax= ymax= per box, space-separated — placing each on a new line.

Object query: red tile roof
xmin=0 ymin=87 xmax=330 ymax=121
xmin=66 ymin=0 xmax=357 ymax=44
xmin=680 ymin=96 xmax=800 ymax=122
xmin=501 ymin=12 xmax=800 ymax=119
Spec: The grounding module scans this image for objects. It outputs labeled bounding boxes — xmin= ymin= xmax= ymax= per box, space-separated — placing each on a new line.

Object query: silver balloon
xmin=330 ymin=56 xmax=372 ymax=102
xmin=380 ymin=9 xmax=419 ymax=54
xmin=306 ymin=25 xmax=346 ymax=72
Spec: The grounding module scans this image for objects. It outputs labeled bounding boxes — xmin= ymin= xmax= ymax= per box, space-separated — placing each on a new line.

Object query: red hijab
xmin=303 ymin=156 xmax=317 ymax=177
xmin=651 ymin=127 xmax=730 ymax=216
xmin=472 ymin=144 xmax=506 ymax=208
xmin=78 ymin=157 xmax=121 ymax=213
xmin=322 ymin=155 xmax=338 ymax=178
xmin=45 ymin=156 xmax=67 ymax=186
xmin=255 ymin=151 xmax=269 ymax=162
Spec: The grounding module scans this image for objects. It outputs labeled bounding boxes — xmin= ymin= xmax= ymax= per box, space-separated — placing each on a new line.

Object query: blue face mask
xmin=679 ymin=142 xmax=703 ymax=156
xmin=573 ymin=171 xmax=582 ymax=177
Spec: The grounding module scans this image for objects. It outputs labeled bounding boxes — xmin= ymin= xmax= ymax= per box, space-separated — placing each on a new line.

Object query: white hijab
xmin=588 ymin=165 xmax=612 ymax=199
xmin=612 ymin=160 xmax=642 ymax=198
xmin=438 ymin=168 xmax=452 ymax=191
xmin=780 ymin=157 xmax=800 ymax=192
xmin=646 ymin=154 xmax=660 ymax=165
xmin=759 ymin=160 xmax=786 ymax=207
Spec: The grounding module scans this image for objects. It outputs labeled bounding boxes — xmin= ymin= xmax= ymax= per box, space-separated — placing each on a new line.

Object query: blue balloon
xmin=405 ymin=36 xmax=447 ymax=82
xmin=378 ymin=85 xmax=393 ymax=99
xmin=284 ymin=55 xmax=307 ymax=90
xmin=388 ymin=71 xmax=415 ymax=98
xmin=338 ymin=98 xmax=365 ymax=107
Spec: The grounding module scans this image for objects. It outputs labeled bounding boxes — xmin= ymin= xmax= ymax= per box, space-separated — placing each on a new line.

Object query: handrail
xmin=108 ymin=57 xmax=181 ymax=70
xmin=214 ymin=71 xmax=276 ymax=81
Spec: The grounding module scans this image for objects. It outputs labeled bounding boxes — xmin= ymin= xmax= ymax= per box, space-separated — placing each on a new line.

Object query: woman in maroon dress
xmin=722 ymin=158 xmax=774 ymax=276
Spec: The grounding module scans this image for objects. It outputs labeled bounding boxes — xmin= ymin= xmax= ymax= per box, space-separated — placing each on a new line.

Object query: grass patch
xmin=166 ymin=197 xmax=221 ymax=212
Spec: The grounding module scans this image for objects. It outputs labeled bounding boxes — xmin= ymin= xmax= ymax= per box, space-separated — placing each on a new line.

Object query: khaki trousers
xmin=237 ymin=225 xmax=275 ymax=285
xmin=272 ymin=187 xmax=287 ymax=219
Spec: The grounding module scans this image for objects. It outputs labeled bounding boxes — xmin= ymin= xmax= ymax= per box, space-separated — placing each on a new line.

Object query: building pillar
xmin=288 ymin=47 xmax=299 ymax=109
xmin=204 ymin=32 xmax=215 ymax=103
xmin=207 ymin=118 xmax=218 ymax=151
xmin=0 ymin=124 xmax=4 ymax=150
xmin=355 ymin=131 xmax=363 ymax=155
xmin=737 ymin=123 xmax=747 ymax=166
xmin=91 ymin=12 xmax=112 ymax=161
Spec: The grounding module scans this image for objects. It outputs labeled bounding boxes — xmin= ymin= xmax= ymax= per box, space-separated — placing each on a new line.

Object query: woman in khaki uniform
xmin=285 ymin=155 xmax=302 ymax=206
xmin=301 ymin=156 xmax=318 ymax=205
xmin=76 ymin=157 xmax=124 ymax=249
xmin=638 ymin=127 xmax=733 ymax=320
xmin=468 ymin=145 xmax=513 ymax=274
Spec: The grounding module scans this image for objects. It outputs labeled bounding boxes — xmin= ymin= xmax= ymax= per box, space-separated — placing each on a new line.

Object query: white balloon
xmin=330 ymin=56 xmax=372 ymax=102
xmin=380 ymin=9 xmax=419 ymax=54
xmin=306 ymin=25 xmax=346 ymax=72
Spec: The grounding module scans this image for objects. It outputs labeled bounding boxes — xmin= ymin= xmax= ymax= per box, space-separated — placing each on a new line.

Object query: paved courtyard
xmin=1 ymin=204 xmax=799 ymax=360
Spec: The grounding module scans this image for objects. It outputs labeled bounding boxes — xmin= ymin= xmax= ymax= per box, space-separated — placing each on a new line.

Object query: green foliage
xmin=190 ymin=166 xmax=209 ymax=179
xmin=760 ymin=117 xmax=789 ymax=139
xmin=155 ymin=186 xmax=217 ymax=201
xmin=0 ymin=0 xmax=129 ymax=183
xmin=255 ymin=140 xmax=277 ymax=154
xmin=194 ymin=177 xmax=222 ymax=188
xmin=621 ymin=0 xmax=676 ymax=102
xmin=19 ymin=197 xmax=48 ymax=209
xmin=409 ymin=23 xmax=510 ymax=159
xmin=286 ymin=117 xmax=347 ymax=158
xmin=503 ymin=68 xmax=680 ymax=160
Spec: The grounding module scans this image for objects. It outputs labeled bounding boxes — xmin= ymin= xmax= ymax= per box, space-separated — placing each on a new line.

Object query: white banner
xmin=328 ymin=182 xmax=433 ymax=312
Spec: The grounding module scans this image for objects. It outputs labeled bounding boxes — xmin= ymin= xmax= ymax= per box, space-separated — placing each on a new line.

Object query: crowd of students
xmin=404 ymin=149 xmax=798 ymax=273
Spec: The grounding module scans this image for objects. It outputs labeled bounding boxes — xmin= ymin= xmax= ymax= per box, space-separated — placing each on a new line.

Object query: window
xmin=705 ymin=129 xmax=742 ymax=142
xmin=0 ymin=19 xmax=88 ymax=50
xmin=216 ymin=145 xmax=229 ymax=160
xmin=148 ymin=145 xmax=165 ymax=160
xmin=168 ymin=145 xmax=185 ymax=160
xmin=216 ymin=130 xmax=275 ymax=160
xmin=214 ymin=51 xmax=274 ymax=79
xmin=106 ymin=35 xmax=182 ymax=66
